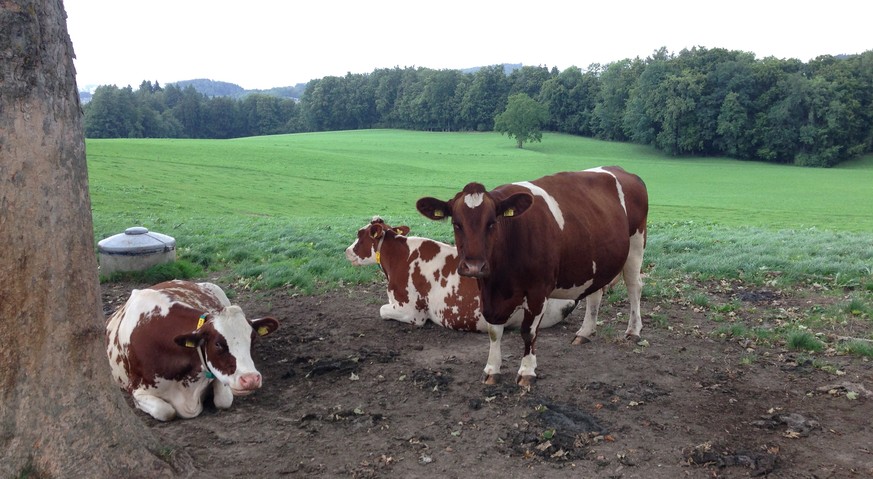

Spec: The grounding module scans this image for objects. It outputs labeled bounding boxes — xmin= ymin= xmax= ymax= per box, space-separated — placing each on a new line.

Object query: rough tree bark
xmin=0 ymin=1 xmax=178 ymax=476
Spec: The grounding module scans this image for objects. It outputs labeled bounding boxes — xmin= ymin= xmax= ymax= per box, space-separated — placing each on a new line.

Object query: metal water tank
xmin=97 ymin=227 xmax=176 ymax=276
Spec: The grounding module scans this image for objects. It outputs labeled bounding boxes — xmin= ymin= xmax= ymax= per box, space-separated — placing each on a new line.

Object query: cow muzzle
xmin=231 ymin=372 xmax=262 ymax=395
xmin=458 ymin=259 xmax=489 ymax=279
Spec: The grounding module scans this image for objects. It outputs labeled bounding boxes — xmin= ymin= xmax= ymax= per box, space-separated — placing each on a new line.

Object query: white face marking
xmin=210 ymin=306 xmax=258 ymax=385
xmin=513 ymin=181 xmax=565 ymax=230
xmin=585 ymin=167 xmax=627 ymax=213
xmin=464 ymin=192 xmax=484 ymax=208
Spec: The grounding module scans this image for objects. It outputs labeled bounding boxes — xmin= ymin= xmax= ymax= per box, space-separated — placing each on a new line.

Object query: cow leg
xmin=213 ymin=380 xmax=234 ymax=409
xmin=132 ymin=389 xmax=177 ymax=421
xmin=482 ymin=323 xmax=504 ymax=384
xmin=379 ymin=303 xmax=426 ymax=326
xmin=516 ymin=324 xmax=538 ymax=387
xmin=623 ymin=230 xmax=646 ymax=340
xmin=572 ymin=288 xmax=603 ymax=345
xmin=517 ymin=306 xmax=546 ymax=387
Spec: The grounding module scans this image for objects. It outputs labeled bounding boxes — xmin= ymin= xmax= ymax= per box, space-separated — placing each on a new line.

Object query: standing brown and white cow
xmin=417 ymin=166 xmax=648 ymax=386
xmin=345 ymin=217 xmax=577 ymax=332
xmin=106 ymin=280 xmax=279 ymax=421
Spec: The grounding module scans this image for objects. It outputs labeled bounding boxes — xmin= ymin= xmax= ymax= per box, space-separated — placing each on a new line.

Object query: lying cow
xmin=345 ymin=217 xmax=577 ymax=332
xmin=106 ymin=280 xmax=279 ymax=421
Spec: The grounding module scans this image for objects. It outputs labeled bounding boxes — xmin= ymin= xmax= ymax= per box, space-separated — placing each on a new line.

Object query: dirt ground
xmin=101 ymin=278 xmax=873 ymax=479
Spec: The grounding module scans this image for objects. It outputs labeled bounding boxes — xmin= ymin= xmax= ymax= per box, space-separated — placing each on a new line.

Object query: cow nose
xmin=238 ymin=372 xmax=262 ymax=390
xmin=459 ymin=259 xmax=489 ymax=278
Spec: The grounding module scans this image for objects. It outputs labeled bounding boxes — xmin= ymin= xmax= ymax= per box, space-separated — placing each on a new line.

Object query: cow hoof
xmin=483 ymin=374 xmax=499 ymax=385
xmin=571 ymin=335 xmax=592 ymax=345
xmin=516 ymin=375 xmax=536 ymax=388
xmin=625 ymin=333 xmax=641 ymax=342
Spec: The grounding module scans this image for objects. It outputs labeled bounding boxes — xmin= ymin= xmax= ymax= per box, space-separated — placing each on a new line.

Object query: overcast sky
xmin=65 ymin=0 xmax=871 ymax=91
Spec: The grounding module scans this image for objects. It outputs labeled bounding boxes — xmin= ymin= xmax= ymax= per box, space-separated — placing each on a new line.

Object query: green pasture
xmin=87 ymin=129 xmax=873 ymax=295
xmin=88 ymin=130 xmax=873 ymax=232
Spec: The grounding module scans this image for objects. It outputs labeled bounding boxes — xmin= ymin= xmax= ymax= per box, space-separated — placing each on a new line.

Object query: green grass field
xmin=87 ymin=129 xmax=873 ymax=293
xmin=88 ymin=130 xmax=873 ymax=231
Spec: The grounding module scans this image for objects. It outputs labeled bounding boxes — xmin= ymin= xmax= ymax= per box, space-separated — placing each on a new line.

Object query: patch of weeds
xmin=713 ymin=301 xmax=739 ymax=313
xmin=101 ymin=259 xmax=203 ymax=284
xmin=843 ymin=296 xmax=871 ymax=318
xmin=154 ymin=445 xmax=175 ymax=463
xmin=690 ymin=293 xmax=710 ymax=308
xmin=605 ymin=287 xmax=627 ymax=304
xmin=641 ymin=279 xmax=676 ymax=300
xmin=649 ymin=313 xmax=669 ymax=329
xmin=751 ymin=327 xmax=776 ymax=344
xmin=599 ymin=324 xmax=616 ymax=340
xmin=786 ymin=330 xmax=825 ymax=352
xmin=739 ymin=353 xmax=757 ymax=366
xmin=838 ymin=340 xmax=873 ymax=358
xmin=16 ymin=458 xmax=41 ymax=479
xmin=714 ymin=323 xmax=749 ymax=339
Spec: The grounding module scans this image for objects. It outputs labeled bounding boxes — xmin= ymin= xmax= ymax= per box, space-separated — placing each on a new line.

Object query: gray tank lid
xmin=97 ymin=227 xmax=176 ymax=255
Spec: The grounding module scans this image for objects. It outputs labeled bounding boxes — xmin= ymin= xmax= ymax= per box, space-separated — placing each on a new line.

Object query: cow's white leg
xmin=212 ymin=380 xmax=234 ymax=410
xmin=623 ymin=230 xmax=646 ymax=339
xmin=517 ymin=309 xmax=545 ymax=387
xmin=132 ymin=389 xmax=176 ymax=421
xmin=573 ymin=289 xmax=603 ymax=345
xmin=483 ymin=323 xmax=504 ymax=384
xmin=379 ymin=303 xmax=426 ymax=326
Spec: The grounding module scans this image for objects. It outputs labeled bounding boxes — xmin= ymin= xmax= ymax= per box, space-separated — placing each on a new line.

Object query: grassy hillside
xmin=86 ymin=130 xmax=873 ymax=292
xmin=88 ymin=130 xmax=873 ymax=231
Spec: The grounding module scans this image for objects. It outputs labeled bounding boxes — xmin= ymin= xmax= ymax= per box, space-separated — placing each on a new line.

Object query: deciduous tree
xmin=493 ymin=93 xmax=549 ymax=148
xmin=0 ymin=1 xmax=177 ymax=475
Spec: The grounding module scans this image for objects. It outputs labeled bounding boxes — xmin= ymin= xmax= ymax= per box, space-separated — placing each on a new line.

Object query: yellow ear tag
xmin=375 ymin=251 xmax=381 ymax=264
xmin=257 ymin=326 xmax=269 ymax=336
xmin=186 ymin=313 xmax=208 ymax=347
xmin=503 ymin=208 xmax=515 ymax=217
xmin=434 ymin=210 xmax=444 ymax=218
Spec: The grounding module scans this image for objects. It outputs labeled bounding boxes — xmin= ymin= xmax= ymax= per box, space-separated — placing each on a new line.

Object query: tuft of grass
xmin=786 ymin=330 xmax=825 ymax=352
xmin=843 ymin=296 xmax=871 ymax=318
xmin=16 ymin=460 xmax=39 ymax=479
xmin=714 ymin=323 xmax=749 ymax=338
xmin=690 ymin=293 xmax=710 ymax=308
xmin=714 ymin=301 xmax=739 ymax=313
xmin=839 ymin=340 xmax=873 ymax=358
xmin=649 ymin=313 xmax=669 ymax=329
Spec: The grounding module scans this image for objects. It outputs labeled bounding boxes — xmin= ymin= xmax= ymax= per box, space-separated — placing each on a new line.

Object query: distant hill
xmin=172 ymin=79 xmax=307 ymax=100
xmin=78 ymin=64 xmax=526 ymax=103
xmin=461 ymin=63 xmax=523 ymax=75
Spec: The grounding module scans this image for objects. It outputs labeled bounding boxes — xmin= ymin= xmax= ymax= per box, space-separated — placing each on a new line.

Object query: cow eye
xmin=215 ymin=339 xmax=228 ymax=351
xmin=452 ymin=222 xmax=462 ymax=232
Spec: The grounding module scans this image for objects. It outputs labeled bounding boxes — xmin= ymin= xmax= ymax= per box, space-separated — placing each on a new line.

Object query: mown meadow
xmin=87 ymin=130 xmax=873 ymax=353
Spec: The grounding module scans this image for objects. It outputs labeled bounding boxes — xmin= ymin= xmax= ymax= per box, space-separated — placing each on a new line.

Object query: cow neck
xmin=375 ymin=235 xmax=386 ymax=273
xmin=193 ymin=313 xmax=216 ymax=379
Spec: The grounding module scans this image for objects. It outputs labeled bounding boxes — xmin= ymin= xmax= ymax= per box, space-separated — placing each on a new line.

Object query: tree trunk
xmin=0 ymin=1 xmax=177 ymax=476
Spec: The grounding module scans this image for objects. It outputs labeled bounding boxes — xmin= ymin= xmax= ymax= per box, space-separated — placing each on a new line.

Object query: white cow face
xmin=174 ymin=306 xmax=278 ymax=395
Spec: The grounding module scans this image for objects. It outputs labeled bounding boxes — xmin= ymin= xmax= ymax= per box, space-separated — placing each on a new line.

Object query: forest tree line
xmin=83 ymin=46 xmax=873 ymax=167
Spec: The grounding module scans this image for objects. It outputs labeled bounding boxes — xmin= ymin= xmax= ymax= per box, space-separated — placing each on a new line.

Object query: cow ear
xmin=250 ymin=317 xmax=279 ymax=337
xmin=417 ymin=197 xmax=451 ymax=220
xmin=174 ymin=331 xmax=205 ymax=349
xmin=497 ymin=192 xmax=534 ymax=218
xmin=368 ymin=224 xmax=384 ymax=239
xmin=394 ymin=226 xmax=410 ymax=236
